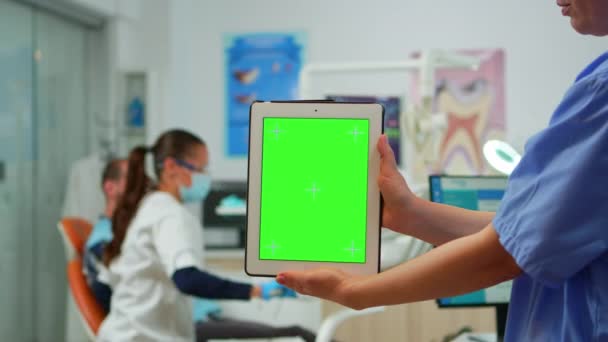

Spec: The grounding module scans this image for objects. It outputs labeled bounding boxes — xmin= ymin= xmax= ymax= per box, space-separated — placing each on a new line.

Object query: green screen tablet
xmin=246 ymin=102 xmax=383 ymax=276
xmin=259 ymin=117 xmax=369 ymax=263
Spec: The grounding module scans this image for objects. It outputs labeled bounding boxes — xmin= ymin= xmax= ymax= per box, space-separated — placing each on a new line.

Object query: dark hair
xmin=101 ymin=159 xmax=126 ymax=189
xmin=103 ymin=129 xmax=205 ymax=265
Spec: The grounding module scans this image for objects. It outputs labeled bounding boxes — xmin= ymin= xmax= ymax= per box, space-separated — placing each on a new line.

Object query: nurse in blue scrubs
xmin=277 ymin=1 xmax=608 ymax=341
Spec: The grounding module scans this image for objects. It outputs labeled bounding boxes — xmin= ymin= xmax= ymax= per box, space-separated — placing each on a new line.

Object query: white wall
xmin=110 ymin=0 xmax=170 ymax=149
xmin=166 ymin=0 xmax=607 ymax=180
xmin=66 ymin=0 xmax=170 ymax=152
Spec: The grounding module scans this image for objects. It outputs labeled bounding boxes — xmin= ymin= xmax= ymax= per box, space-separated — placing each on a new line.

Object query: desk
xmin=206 ymin=249 xmax=245 ymax=260
xmin=453 ymin=333 xmax=497 ymax=342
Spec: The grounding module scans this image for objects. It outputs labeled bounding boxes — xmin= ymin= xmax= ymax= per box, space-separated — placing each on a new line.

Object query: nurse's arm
xmin=277 ymin=224 xmax=521 ymax=310
xmin=401 ymin=197 xmax=496 ymax=246
xmin=377 ymin=135 xmax=494 ymax=246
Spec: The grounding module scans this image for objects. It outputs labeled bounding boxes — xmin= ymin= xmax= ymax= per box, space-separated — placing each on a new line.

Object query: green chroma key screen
xmin=259 ymin=117 xmax=369 ymax=263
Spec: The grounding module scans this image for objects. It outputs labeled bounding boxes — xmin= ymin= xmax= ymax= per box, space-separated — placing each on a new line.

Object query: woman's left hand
xmin=276 ymin=268 xmax=364 ymax=308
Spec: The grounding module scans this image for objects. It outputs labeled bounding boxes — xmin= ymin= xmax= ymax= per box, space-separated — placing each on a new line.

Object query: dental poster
xmin=225 ymin=33 xmax=306 ymax=157
xmin=413 ymin=49 xmax=506 ymax=175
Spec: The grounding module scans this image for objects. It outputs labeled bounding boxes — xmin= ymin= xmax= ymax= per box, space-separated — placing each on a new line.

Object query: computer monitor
xmin=202 ymin=181 xmax=247 ymax=249
xmin=326 ymin=95 xmax=402 ymax=165
xmin=429 ymin=175 xmax=510 ymax=340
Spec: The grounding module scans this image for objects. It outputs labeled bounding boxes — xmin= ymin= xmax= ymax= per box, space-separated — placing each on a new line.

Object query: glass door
xmin=0 ymin=1 xmax=35 ymax=341
xmin=33 ymin=9 xmax=90 ymax=342
xmin=0 ymin=0 xmax=94 ymax=340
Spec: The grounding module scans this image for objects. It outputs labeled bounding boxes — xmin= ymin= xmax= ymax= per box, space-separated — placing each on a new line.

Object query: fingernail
xmin=276 ymin=275 xmax=285 ymax=284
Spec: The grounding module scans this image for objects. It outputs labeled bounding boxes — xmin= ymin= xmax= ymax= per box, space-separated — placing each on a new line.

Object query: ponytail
xmin=103 ymin=145 xmax=151 ymax=265
xmin=103 ymin=129 xmax=205 ymax=265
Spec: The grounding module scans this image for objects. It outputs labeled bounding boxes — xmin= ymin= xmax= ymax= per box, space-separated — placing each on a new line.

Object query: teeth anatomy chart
xmin=413 ymin=49 xmax=506 ymax=175
xmin=437 ymin=80 xmax=492 ymax=173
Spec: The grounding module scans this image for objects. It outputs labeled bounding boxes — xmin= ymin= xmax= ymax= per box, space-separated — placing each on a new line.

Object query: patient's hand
xmin=260 ymin=280 xmax=297 ymax=300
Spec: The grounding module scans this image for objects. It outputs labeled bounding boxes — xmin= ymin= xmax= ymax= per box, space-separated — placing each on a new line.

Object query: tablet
xmin=245 ymin=101 xmax=384 ymax=276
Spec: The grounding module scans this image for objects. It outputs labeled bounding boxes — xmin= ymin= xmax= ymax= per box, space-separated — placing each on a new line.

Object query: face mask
xmin=179 ymin=173 xmax=211 ymax=203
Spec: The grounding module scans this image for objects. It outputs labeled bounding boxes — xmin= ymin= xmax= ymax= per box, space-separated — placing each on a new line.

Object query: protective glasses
xmin=174 ymin=158 xmax=207 ymax=174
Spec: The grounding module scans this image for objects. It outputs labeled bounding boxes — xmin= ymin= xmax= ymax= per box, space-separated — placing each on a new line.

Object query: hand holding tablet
xmin=245 ymin=101 xmax=384 ymax=276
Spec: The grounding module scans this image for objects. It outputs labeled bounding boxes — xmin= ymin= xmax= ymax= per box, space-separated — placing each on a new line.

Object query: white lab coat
xmin=97 ymin=192 xmax=204 ymax=342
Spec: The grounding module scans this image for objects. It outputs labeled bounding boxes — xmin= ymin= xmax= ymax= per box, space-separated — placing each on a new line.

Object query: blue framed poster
xmin=225 ymin=33 xmax=305 ymax=157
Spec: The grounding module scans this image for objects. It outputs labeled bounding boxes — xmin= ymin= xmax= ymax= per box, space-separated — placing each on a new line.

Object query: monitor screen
xmin=429 ymin=175 xmax=512 ymax=306
xmin=326 ymin=96 xmax=401 ymax=165
xmin=259 ymin=117 xmax=369 ymax=263
xmin=203 ymin=181 xmax=247 ymax=228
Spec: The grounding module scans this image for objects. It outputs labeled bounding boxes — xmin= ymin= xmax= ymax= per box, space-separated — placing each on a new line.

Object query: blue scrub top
xmin=493 ymin=52 xmax=608 ymax=341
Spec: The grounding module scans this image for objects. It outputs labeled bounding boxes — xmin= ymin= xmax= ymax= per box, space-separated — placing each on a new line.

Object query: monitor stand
xmin=450 ymin=304 xmax=508 ymax=342
xmin=495 ymin=303 xmax=508 ymax=342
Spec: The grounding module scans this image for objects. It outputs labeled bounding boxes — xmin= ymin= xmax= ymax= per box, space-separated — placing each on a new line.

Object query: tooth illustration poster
xmin=413 ymin=49 xmax=506 ymax=175
xmin=225 ymin=33 xmax=306 ymax=157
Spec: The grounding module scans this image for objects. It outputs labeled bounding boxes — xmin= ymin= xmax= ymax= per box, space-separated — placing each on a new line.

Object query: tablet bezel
xmin=245 ymin=101 xmax=383 ymax=276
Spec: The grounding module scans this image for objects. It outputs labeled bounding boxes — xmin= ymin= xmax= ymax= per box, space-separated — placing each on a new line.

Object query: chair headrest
xmin=58 ymin=217 xmax=93 ymax=258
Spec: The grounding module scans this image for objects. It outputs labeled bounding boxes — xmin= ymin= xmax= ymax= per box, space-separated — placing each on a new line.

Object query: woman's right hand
xmin=377 ymin=135 xmax=418 ymax=235
xmin=256 ymin=281 xmax=296 ymax=300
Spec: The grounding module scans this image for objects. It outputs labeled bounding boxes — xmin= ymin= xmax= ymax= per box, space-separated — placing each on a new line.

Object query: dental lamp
xmin=483 ymin=140 xmax=521 ymax=176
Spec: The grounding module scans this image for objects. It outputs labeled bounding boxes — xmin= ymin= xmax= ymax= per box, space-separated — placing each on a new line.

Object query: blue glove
xmin=192 ymin=298 xmax=222 ymax=322
xmin=260 ymin=280 xmax=297 ymax=300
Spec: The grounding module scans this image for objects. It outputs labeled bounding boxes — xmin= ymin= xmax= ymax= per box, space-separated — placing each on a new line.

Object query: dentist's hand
xmin=257 ymin=280 xmax=297 ymax=300
xmin=377 ymin=135 xmax=418 ymax=234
